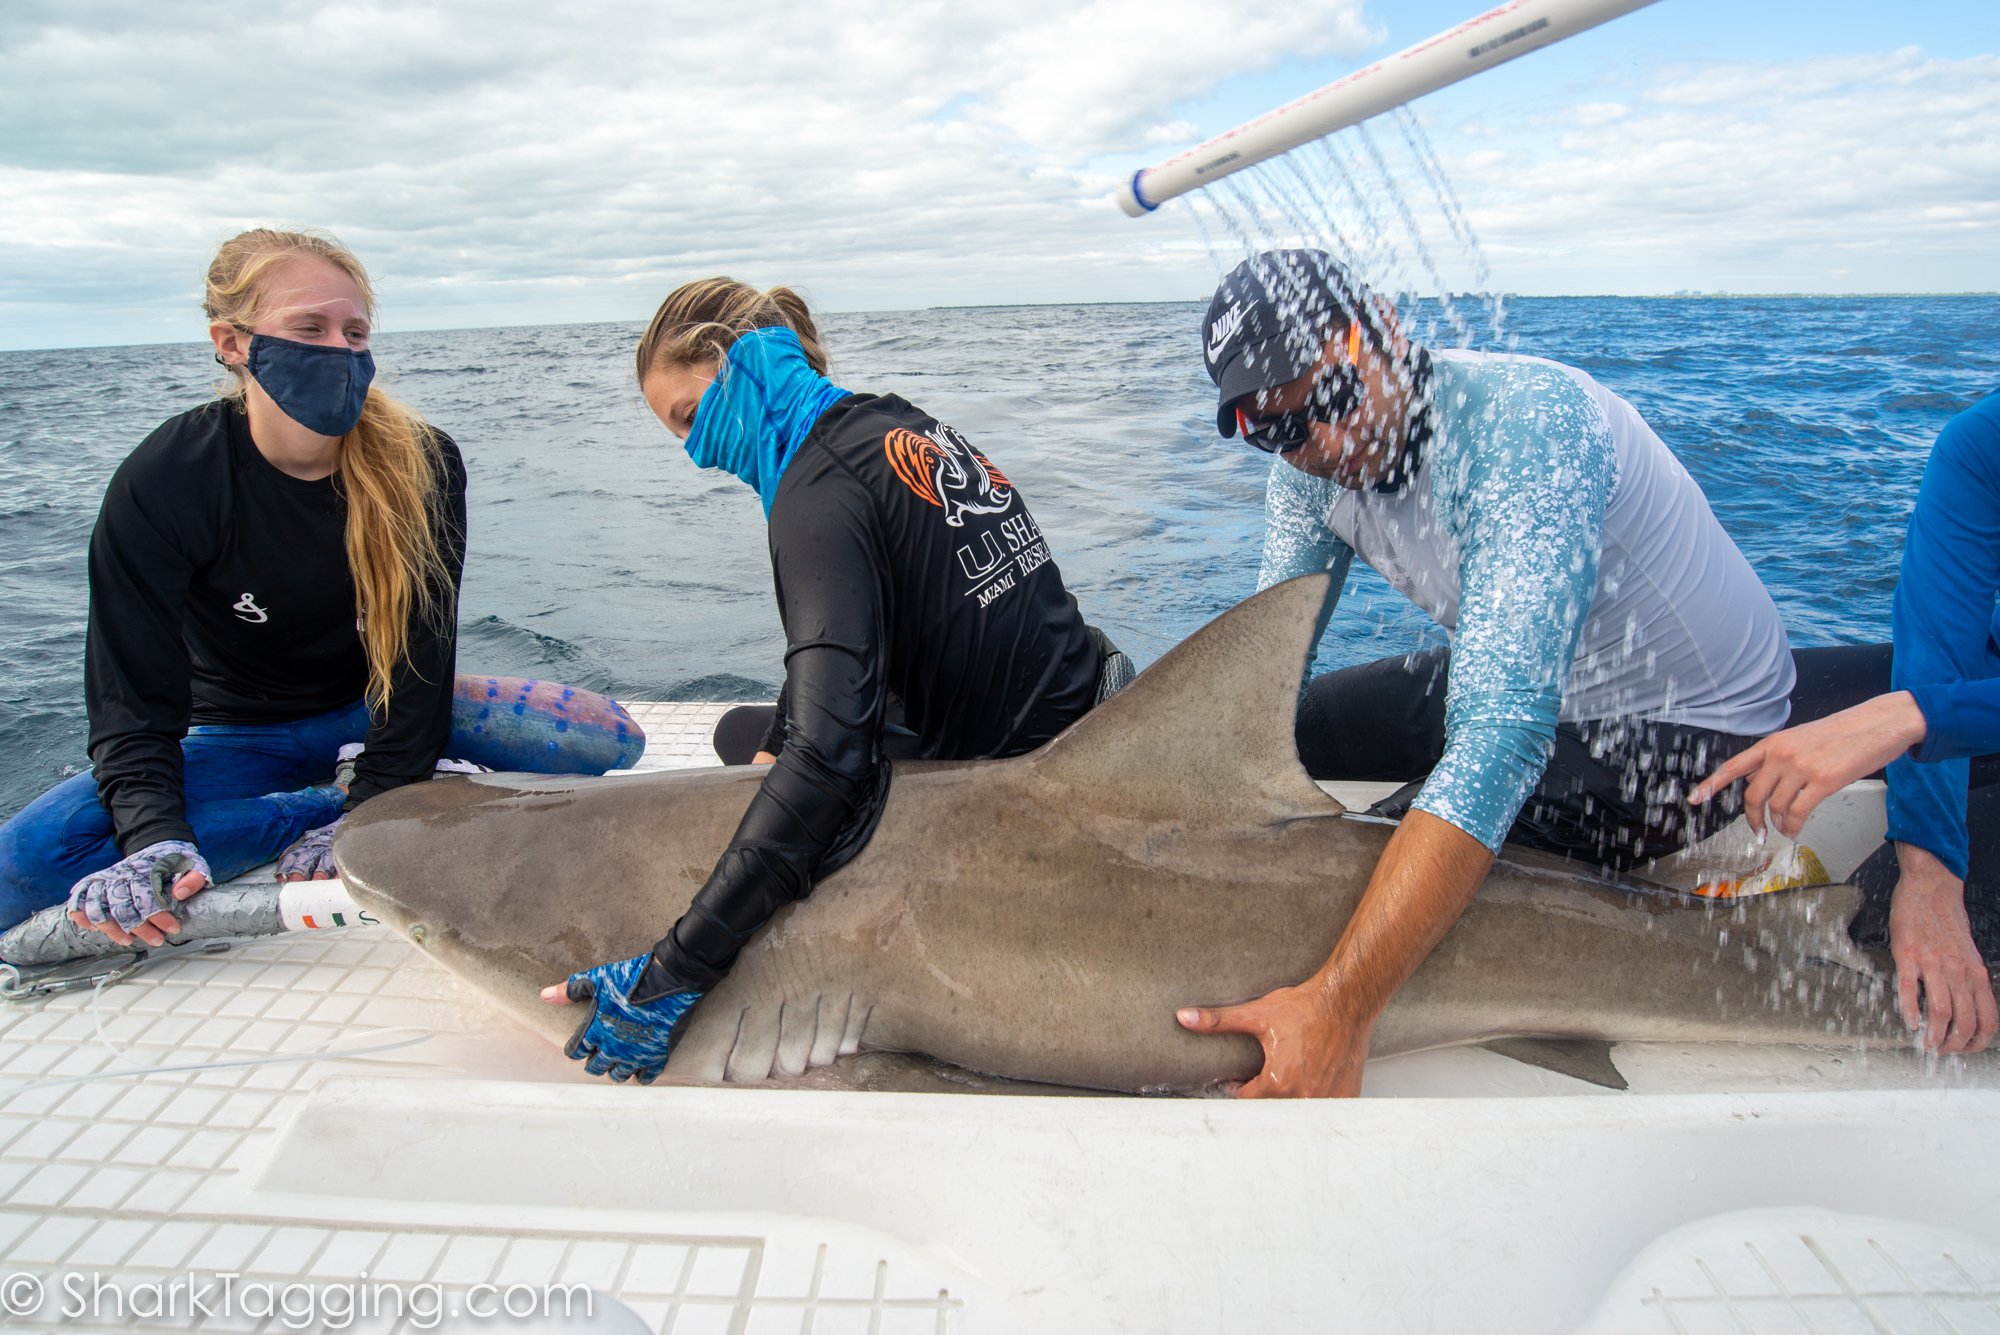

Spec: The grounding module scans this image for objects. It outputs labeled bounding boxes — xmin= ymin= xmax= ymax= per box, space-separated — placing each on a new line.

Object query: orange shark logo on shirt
xmin=884 ymin=425 xmax=1015 ymax=527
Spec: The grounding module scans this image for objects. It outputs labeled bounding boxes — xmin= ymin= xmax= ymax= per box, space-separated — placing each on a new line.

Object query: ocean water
xmin=3 ymin=297 xmax=1998 ymax=823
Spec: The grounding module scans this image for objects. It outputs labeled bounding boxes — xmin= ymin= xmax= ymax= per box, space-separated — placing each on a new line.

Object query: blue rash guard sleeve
xmin=1886 ymin=392 xmax=2000 ymax=879
xmin=1414 ymin=367 xmax=1617 ymax=851
xmin=1256 ymin=456 xmax=1354 ymax=656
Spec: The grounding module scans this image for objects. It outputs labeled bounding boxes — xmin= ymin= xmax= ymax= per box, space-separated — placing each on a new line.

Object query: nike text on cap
xmin=1202 ymin=249 xmax=1364 ymax=437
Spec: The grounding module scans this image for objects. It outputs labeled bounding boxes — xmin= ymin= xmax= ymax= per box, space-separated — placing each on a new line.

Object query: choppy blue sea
xmin=4 ymin=297 xmax=1999 ymax=822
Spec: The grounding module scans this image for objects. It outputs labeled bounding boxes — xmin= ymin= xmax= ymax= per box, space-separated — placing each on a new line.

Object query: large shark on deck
xmin=334 ymin=574 xmax=1910 ymax=1094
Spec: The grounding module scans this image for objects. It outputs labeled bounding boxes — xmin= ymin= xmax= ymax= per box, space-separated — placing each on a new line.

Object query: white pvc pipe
xmin=276 ymin=876 xmax=373 ymax=931
xmin=0 ymin=877 xmax=374 ymax=970
xmin=1115 ymin=0 xmax=1664 ymax=216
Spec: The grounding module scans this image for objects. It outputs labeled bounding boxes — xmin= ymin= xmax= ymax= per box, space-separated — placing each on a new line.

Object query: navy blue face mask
xmin=245 ymin=333 xmax=375 ymax=437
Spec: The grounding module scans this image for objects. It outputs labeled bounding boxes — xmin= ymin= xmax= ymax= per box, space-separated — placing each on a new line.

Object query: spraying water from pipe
xmin=1115 ymin=0 xmax=1664 ymax=217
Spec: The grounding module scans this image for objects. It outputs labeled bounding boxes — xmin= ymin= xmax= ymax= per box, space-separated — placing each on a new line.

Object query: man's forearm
xmin=1310 ymin=809 xmax=1495 ymax=1024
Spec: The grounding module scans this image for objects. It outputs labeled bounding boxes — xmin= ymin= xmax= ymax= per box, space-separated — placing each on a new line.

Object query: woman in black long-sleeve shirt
xmin=0 ymin=229 xmax=638 ymax=947
xmin=543 ymin=277 xmax=1123 ymax=1083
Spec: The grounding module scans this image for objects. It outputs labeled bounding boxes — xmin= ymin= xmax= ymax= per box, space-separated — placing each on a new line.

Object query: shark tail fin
xmin=1027 ymin=575 xmax=1342 ymax=826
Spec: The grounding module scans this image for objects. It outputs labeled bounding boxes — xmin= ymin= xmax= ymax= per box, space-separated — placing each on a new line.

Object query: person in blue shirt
xmin=1695 ymin=391 xmax=2000 ymax=1056
xmin=1175 ymin=249 xmax=1796 ymax=1098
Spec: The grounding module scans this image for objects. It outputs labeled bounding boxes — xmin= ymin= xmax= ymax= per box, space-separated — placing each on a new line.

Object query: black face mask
xmin=246 ymin=333 xmax=375 ymax=437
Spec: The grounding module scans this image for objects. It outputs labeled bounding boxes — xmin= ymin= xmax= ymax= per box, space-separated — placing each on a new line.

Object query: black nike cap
xmin=1202 ymin=249 xmax=1364 ymax=437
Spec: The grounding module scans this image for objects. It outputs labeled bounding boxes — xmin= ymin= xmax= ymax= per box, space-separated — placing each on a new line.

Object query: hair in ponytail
xmin=634 ymin=277 xmax=829 ymax=384
xmin=205 ymin=228 xmax=452 ymax=713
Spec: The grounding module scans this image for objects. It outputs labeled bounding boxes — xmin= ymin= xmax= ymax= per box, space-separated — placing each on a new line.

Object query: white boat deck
xmin=1 ymin=702 xmax=1996 ymax=1333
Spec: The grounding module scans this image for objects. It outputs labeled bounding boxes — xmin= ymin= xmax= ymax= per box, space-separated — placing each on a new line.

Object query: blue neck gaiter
xmin=682 ymin=327 xmax=848 ymax=516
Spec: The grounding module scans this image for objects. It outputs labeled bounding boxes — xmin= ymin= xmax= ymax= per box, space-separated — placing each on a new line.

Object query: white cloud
xmin=1432 ymin=48 xmax=2000 ymax=293
xmin=968 ymin=0 xmax=1378 ymax=155
xmin=0 ymin=0 xmax=1375 ymax=347
xmin=0 ymin=6 xmax=1994 ymax=347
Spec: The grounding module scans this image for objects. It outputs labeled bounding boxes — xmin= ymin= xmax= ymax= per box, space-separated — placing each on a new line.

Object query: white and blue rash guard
xmin=1258 ymin=349 xmax=1795 ymax=851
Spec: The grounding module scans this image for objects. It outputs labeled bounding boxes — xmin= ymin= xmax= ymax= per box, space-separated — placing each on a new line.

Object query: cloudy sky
xmin=3 ymin=0 xmax=1995 ymax=350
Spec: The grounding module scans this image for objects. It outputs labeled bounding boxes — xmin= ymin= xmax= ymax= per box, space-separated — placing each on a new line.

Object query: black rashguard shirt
xmin=84 ymin=399 xmax=467 ymax=855
xmin=642 ymin=393 xmax=1100 ymax=997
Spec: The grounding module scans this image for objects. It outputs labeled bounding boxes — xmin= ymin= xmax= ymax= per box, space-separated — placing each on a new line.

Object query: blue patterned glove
xmin=67 ymin=840 xmax=211 ymax=932
xmin=277 ymin=817 xmax=343 ymax=880
xmin=560 ymin=952 xmax=701 ymax=1083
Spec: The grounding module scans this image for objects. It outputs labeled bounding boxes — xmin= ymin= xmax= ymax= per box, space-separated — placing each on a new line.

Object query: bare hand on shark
xmin=1887 ymin=846 xmax=1999 ymax=1054
xmin=1178 ymin=809 xmax=1492 ymax=1097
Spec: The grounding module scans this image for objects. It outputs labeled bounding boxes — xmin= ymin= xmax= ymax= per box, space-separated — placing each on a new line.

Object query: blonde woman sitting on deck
xmin=0 ymin=229 xmax=642 ymax=948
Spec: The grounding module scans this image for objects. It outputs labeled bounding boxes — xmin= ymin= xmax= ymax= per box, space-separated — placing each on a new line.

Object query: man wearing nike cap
xmin=1175 ymin=248 xmax=1796 ymax=1098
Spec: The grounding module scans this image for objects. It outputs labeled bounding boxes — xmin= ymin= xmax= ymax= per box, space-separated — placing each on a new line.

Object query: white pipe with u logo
xmin=1114 ymin=0 xmax=1665 ymax=217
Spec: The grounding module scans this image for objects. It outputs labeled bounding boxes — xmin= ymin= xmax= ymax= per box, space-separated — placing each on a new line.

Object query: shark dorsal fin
xmin=1026 ymin=574 xmax=1342 ymax=825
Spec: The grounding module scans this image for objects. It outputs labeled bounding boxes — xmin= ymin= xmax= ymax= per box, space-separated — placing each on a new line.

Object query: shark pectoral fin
xmin=1025 ymin=574 xmax=1344 ymax=825
xmin=1481 ymin=1037 xmax=1629 ymax=1091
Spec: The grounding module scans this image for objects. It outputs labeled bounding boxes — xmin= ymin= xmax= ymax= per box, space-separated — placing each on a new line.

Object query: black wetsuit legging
xmin=1295 ymin=647 xmax=1761 ymax=869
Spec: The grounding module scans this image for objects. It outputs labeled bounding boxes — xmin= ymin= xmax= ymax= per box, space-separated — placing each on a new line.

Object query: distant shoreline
xmin=916 ymin=292 xmax=2000 ymax=310
xmin=8 ymin=291 xmax=1998 ymax=356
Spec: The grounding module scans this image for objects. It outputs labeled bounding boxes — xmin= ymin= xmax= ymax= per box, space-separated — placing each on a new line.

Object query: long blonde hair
xmin=205 ymin=228 xmax=452 ymax=713
xmin=634 ymin=277 xmax=830 ymax=384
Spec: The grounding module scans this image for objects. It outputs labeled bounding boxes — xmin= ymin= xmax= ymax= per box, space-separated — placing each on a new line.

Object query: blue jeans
xmin=0 ymin=676 xmax=645 ymax=932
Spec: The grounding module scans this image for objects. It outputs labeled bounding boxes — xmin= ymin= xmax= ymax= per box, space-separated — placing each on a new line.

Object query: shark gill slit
xmin=815 ymin=991 xmax=852 ymax=1067
xmin=767 ymin=996 xmax=786 ymax=1081
xmin=722 ymin=1004 xmax=751 ymax=1083
xmin=803 ymin=993 xmax=824 ymax=1073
